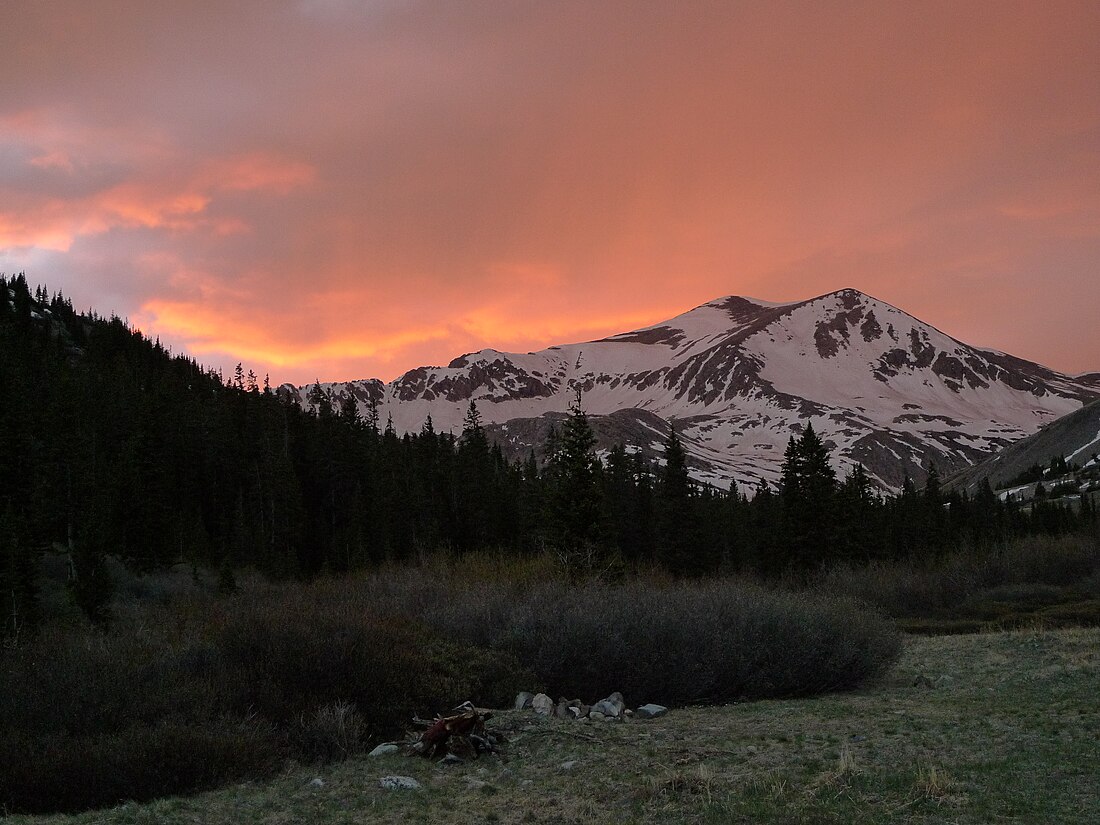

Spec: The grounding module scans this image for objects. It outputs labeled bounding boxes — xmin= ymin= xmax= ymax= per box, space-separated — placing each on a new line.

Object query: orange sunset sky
xmin=2 ymin=0 xmax=1099 ymax=385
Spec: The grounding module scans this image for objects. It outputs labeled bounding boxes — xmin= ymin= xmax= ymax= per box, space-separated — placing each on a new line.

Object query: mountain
xmin=945 ymin=400 xmax=1100 ymax=495
xmin=284 ymin=288 xmax=1099 ymax=491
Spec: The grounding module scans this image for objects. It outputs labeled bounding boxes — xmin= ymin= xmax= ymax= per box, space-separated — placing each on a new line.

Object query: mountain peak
xmin=288 ymin=289 xmax=1099 ymax=492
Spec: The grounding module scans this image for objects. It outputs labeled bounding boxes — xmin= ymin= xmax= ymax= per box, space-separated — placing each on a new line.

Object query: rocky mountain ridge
xmin=283 ymin=289 xmax=1099 ymax=491
xmin=946 ymin=400 xmax=1100 ymax=496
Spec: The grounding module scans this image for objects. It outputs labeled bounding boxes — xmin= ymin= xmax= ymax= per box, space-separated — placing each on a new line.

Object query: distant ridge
xmin=946 ymin=400 xmax=1100 ymax=494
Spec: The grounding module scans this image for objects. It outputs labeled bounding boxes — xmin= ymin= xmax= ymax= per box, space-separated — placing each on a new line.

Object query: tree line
xmin=2 ymin=274 xmax=1095 ymax=632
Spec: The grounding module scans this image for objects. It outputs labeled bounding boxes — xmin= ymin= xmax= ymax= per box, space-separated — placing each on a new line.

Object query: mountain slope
xmin=285 ymin=289 xmax=1099 ymax=491
xmin=945 ymin=400 xmax=1100 ymax=494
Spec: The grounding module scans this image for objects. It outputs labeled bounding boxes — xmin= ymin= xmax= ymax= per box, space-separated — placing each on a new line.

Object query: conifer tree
xmin=0 ymin=508 xmax=38 ymax=637
xmin=779 ymin=423 xmax=837 ymax=566
xmin=657 ymin=424 xmax=707 ymax=574
xmin=543 ymin=394 xmax=605 ymax=574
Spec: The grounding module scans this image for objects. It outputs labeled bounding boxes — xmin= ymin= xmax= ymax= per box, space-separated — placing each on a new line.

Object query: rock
xmin=592 ymin=691 xmax=625 ymax=718
xmin=309 ymin=777 xmax=324 ymax=788
xmin=912 ymin=674 xmax=935 ymax=689
xmin=589 ymin=711 xmax=607 ymax=722
xmin=560 ymin=760 xmax=578 ymax=770
xmin=934 ymin=675 xmax=955 ymax=689
xmin=379 ymin=776 xmax=422 ymax=790
xmin=531 ymin=693 xmax=554 ymax=715
xmin=553 ymin=701 xmax=574 ymax=719
xmin=438 ymin=753 xmax=463 ymax=765
xmin=368 ymin=743 xmax=401 ymax=757
xmin=514 ymin=691 xmax=534 ymax=710
xmin=634 ymin=703 xmax=668 ymax=720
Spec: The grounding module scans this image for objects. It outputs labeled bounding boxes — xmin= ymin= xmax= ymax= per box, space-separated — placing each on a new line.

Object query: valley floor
xmin=11 ymin=627 xmax=1099 ymax=825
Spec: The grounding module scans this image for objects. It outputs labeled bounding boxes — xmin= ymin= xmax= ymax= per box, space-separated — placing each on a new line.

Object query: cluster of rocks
xmin=515 ymin=691 xmax=667 ymax=722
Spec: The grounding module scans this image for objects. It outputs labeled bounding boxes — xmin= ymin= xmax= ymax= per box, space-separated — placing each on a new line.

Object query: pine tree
xmin=543 ymin=394 xmax=605 ymax=575
xmin=922 ymin=463 xmax=948 ymax=551
xmin=454 ymin=400 xmax=495 ymax=550
xmin=656 ymin=424 xmax=706 ymax=574
xmin=836 ymin=463 xmax=876 ymax=561
xmin=0 ymin=508 xmax=38 ymax=637
xmin=779 ymin=423 xmax=837 ymax=567
xmin=69 ymin=539 xmax=114 ymax=626
xmin=339 ymin=393 xmax=361 ymax=426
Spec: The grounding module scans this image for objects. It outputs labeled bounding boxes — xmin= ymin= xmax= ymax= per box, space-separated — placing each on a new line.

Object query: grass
xmin=9 ymin=626 xmax=1097 ymax=824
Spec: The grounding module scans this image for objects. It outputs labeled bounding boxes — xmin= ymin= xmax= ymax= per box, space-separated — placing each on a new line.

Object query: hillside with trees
xmin=1 ymin=274 xmax=1096 ymax=633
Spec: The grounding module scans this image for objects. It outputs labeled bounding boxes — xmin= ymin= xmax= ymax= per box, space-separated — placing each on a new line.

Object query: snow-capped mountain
xmin=283 ymin=289 xmax=1099 ymax=492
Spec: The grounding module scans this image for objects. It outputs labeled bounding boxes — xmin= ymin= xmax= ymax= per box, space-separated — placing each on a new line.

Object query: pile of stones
xmin=514 ymin=690 xmax=667 ymax=722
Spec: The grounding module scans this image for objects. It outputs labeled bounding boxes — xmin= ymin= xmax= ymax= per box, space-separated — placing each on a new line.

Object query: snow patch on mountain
xmin=284 ymin=289 xmax=1098 ymax=492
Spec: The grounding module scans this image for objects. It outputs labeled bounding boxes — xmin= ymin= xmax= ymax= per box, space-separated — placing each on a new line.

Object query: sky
xmin=2 ymin=0 xmax=1099 ymax=385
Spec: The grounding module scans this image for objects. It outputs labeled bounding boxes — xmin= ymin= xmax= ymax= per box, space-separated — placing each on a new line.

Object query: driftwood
xmin=408 ymin=701 xmax=500 ymax=759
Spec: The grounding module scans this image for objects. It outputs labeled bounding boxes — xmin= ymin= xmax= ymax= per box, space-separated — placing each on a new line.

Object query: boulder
xmin=634 ymin=703 xmax=668 ymax=720
xmin=368 ymin=743 xmax=401 ymax=757
xmin=380 ymin=776 xmax=422 ymax=790
xmin=531 ymin=693 xmax=554 ymax=715
xmin=592 ymin=691 xmax=625 ymax=718
xmin=589 ymin=710 xmax=607 ymax=722
xmin=514 ymin=691 xmax=535 ymax=710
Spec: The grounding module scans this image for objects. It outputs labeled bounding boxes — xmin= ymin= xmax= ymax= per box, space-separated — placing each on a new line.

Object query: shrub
xmin=0 ymin=580 xmax=533 ymax=815
xmin=292 ymin=701 xmax=366 ymax=763
xmin=342 ymin=570 xmax=901 ymax=705
xmin=479 ymin=581 xmax=899 ymax=704
xmin=0 ymin=718 xmax=283 ymax=815
xmin=0 ymin=565 xmax=899 ymax=815
xmin=817 ymin=534 xmax=1100 ymax=624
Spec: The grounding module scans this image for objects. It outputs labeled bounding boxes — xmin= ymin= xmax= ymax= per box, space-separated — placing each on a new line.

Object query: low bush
xmin=481 ymin=581 xmax=898 ymax=704
xmin=346 ymin=570 xmax=901 ymax=705
xmin=818 ymin=534 xmax=1100 ymax=625
xmin=0 ymin=583 xmax=532 ymax=815
xmin=1 ymin=564 xmax=899 ymax=814
xmin=0 ymin=719 xmax=284 ymax=815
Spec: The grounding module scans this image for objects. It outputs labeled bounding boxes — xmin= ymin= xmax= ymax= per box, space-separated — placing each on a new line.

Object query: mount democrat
xmin=282 ymin=289 xmax=1100 ymax=492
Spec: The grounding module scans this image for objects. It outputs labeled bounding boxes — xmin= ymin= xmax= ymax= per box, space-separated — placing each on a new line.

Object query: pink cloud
xmin=1 ymin=1 xmax=1098 ymax=383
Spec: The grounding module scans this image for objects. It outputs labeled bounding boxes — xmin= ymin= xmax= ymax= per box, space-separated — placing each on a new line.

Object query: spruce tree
xmin=543 ymin=394 xmax=605 ymax=575
xmin=0 ymin=508 xmax=38 ymax=637
xmin=656 ymin=424 xmax=705 ymax=574
xmin=779 ymin=423 xmax=837 ymax=567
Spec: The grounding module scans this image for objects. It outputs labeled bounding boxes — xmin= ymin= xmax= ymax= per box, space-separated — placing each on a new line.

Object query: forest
xmin=1 ymin=272 xmax=1095 ymax=633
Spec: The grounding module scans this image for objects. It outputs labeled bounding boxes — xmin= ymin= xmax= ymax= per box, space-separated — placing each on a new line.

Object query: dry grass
xmin=8 ymin=626 xmax=1097 ymax=824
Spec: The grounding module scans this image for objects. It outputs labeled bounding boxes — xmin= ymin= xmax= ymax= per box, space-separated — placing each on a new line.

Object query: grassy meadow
xmin=2 ymin=533 xmax=1098 ymax=820
xmin=6 ymin=626 xmax=1097 ymax=824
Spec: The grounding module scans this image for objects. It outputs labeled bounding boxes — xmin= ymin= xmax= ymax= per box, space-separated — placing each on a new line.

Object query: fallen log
xmin=408 ymin=701 xmax=499 ymax=760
